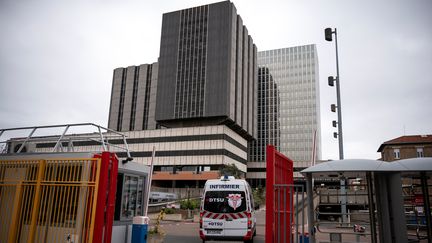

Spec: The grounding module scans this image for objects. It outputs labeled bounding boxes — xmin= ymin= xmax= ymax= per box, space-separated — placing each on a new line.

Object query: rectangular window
xmin=417 ymin=148 xmax=424 ymax=158
xmin=204 ymin=191 xmax=246 ymax=213
xmin=114 ymin=173 xmax=146 ymax=221
xmin=394 ymin=148 xmax=400 ymax=159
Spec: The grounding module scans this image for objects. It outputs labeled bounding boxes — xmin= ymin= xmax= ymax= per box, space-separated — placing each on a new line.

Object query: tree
xmin=252 ymin=185 xmax=265 ymax=206
xmin=219 ymin=163 xmax=243 ymax=179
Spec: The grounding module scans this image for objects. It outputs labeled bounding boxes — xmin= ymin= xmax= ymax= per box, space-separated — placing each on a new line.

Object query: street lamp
xmin=325 ymin=27 xmax=347 ymax=224
xmin=325 ymin=28 xmax=344 ymax=160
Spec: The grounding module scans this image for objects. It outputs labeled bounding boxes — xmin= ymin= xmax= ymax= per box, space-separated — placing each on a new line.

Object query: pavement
xmin=148 ymin=208 xmax=373 ymax=243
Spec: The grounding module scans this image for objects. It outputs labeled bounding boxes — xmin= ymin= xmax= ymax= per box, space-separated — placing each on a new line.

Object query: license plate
xmin=206 ymin=229 xmax=222 ymax=234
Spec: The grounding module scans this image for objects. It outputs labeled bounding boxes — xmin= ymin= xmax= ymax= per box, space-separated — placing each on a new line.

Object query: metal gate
xmin=267 ymin=145 xmax=306 ymax=243
xmin=0 ymin=152 xmax=117 ymax=243
xmin=273 ymin=184 xmax=308 ymax=243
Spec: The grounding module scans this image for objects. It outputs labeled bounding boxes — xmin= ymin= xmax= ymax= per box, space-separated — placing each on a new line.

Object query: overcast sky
xmin=0 ymin=0 xmax=431 ymax=160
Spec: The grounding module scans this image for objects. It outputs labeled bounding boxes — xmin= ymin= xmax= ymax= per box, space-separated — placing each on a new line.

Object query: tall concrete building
xmin=108 ymin=63 xmax=158 ymax=132
xmin=156 ymin=1 xmax=257 ymax=140
xmin=248 ymin=45 xmax=321 ymax=185
xmin=106 ymin=1 xmax=257 ymax=187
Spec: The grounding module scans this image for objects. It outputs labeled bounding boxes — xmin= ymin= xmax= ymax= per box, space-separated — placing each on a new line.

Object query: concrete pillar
xmin=421 ymin=172 xmax=432 ymax=243
xmin=366 ymin=172 xmax=377 ymax=243
xmin=306 ymin=173 xmax=315 ymax=243
xmin=374 ymin=172 xmax=407 ymax=243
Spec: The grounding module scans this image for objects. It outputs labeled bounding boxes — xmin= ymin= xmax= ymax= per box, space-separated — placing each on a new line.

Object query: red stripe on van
xmin=202 ymin=210 xmax=250 ymax=220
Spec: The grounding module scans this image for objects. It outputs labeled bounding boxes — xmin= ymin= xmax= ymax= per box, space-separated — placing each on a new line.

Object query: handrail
xmin=0 ymin=123 xmax=132 ymax=158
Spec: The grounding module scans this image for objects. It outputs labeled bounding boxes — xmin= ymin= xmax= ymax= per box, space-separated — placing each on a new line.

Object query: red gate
xmin=266 ymin=145 xmax=294 ymax=243
xmin=93 ymin=152 xmax=119 ymax=243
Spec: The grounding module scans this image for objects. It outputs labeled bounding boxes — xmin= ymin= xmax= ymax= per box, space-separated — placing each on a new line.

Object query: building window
xmin=393 ymin=148 xmax=400 ymax=159
xmin=115 ymin=173 xmax=146 ymax=221
xmin=417 ymin=148 xmax=424 ymax=158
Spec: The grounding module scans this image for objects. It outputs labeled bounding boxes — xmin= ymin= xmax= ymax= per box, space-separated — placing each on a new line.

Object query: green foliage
xmin=180 ymin=199 xmax=200 ymax=210
xmin=219 ymin=163 xmax=243 ymax=179
xmin=252 ymin=185 xmax=265 ymax=206
xmin=163 ymin=207 xmax=175 ymax=214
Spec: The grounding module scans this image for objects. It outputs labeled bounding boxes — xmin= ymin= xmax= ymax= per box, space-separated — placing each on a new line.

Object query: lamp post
xmin=325 ymin=27 xmax=347 ymax=224
xmin=325 ymin=28 xmax=344 ymax=160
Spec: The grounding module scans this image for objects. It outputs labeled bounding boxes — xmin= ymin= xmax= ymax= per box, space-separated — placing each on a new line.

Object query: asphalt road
xmin=155 ymin=209 xmax=266 ymax=243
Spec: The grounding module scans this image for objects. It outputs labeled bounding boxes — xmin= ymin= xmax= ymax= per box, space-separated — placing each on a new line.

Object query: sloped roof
xmin=300 ymin=159 xmax=395 ymax=178
xmin=301 ymin=158 xmax=432 ymax=178
xmin=377 ymin=135 xmax=432 ymax=152
xmin=389 ymin=157 xmax=432 ymax=171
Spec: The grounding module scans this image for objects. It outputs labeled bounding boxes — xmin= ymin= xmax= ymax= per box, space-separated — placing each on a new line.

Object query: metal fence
xmin=266 ymin=145 xmax=297 ymax=243
xmin=273 ymin=184 xmax=308 ymax=243
xmin=0 ymin=157 xmax=101 ymax=243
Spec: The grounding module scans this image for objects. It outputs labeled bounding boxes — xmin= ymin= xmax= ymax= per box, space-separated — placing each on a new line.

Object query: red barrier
xmin=266 ymin=145 xmax=294 ymax=243
xmin=93 ymin=152 xmax=118 ymax=243
xmin=103 ymin=152 xmax=118 ymax=243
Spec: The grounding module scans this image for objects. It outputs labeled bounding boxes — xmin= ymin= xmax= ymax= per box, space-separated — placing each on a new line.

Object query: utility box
xmin=132 ymin=216 xmax=150 ymax=243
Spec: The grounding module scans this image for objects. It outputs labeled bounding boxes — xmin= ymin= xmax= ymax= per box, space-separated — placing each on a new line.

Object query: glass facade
xmin=249 ymin=67 xmax=280 ymax=162
xmin=254 ymin=45 xmax=321 ymax=169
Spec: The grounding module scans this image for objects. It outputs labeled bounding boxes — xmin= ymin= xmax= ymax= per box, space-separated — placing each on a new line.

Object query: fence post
xmin=266 ymin=145 xmax=275 ymax=243
xmin=28 ymin=159 xmax=46 ymax=243
xmin=92 ymin=154 xmax=108 ymax=243
xmin=266 ymin=145 xmax=294 ymax=243
xmin=7 ymin=182 xmax=23 ymax=243
xmin=306 ymin=173 xmax=315 ymax=243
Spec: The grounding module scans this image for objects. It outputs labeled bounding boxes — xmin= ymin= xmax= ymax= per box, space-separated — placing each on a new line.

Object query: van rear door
xmin=203 ymin=190 xmax=248 ymax=237
xmin=223 ymin=191 xmax=249 ymax=237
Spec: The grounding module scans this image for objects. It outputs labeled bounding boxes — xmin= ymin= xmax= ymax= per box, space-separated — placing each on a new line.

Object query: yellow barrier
xmin=0 ymin=157 xmax=101 ymax=243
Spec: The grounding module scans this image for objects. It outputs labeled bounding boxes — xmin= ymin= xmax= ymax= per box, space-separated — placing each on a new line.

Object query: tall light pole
xmin=325 ymin=28 xmax=344 ymax=160
xmin=325 ymin=27 xmax=347 ymax=224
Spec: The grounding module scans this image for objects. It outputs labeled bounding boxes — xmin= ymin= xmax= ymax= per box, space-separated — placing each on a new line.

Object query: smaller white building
xmin=12 ymin=125 xmax=248 ymax=188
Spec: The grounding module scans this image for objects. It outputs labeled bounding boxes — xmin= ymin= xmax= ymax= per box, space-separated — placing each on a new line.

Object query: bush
xmin=163 ymin=208 xmax=175 ymax=214
xmin=219 ymin=164 xmax=242 ymax=178
xmin=252 ymin=186 xmax=265 ymax=206
xmin=180 ymin=199 xmax=200 ymax=210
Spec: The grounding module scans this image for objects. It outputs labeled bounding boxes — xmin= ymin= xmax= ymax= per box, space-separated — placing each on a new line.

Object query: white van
xmin=199 ymin=176 xmax=257 ymax=242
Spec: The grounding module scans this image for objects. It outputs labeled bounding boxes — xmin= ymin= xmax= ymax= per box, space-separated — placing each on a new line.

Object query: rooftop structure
xmin=378 ymin=134 xmax=432 ymax=161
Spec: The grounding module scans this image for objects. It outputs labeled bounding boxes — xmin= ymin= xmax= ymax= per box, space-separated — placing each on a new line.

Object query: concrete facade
xmin=155 ymin=1 xmax=257 ymax=141
xmin=106 ymin=2 xmax=257 ymax=186
xmin=108 ymin=63 xmax=158 ymax=132
xmin=378 ymin=135 xmax=432 ymax=161
xmin=29 ymin=125 xmax=247 ymax=187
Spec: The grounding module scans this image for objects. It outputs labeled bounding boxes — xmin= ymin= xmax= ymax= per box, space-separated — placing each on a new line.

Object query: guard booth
xmin=301 ymin=158 xmax=432 ymax=243
xmin=0 ymin=123 xmax=150 ymax=243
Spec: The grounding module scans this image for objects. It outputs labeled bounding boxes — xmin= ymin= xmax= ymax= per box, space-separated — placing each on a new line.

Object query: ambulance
xmin=199 ymin=176 xmax=257 ymax=242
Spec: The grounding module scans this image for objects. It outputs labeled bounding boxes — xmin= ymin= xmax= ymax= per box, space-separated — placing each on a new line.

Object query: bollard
xmin=132 ymin=216 xmax=149 ymax=243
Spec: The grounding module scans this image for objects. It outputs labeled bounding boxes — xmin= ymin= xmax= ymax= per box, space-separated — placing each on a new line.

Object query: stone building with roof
xmin=378 ymin=135 xmax=432 ymax=161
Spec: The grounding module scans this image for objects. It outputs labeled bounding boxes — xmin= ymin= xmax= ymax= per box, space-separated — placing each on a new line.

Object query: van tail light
xmin=199 ymin=212 xmax=203 ymax=228
xmin=243 ymin=230 xmax=253 ymax=240
xmin=246 ymin=212 xmax=252 ymax=229
xmin=199 ymin=230 xmax=206 ymax=240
